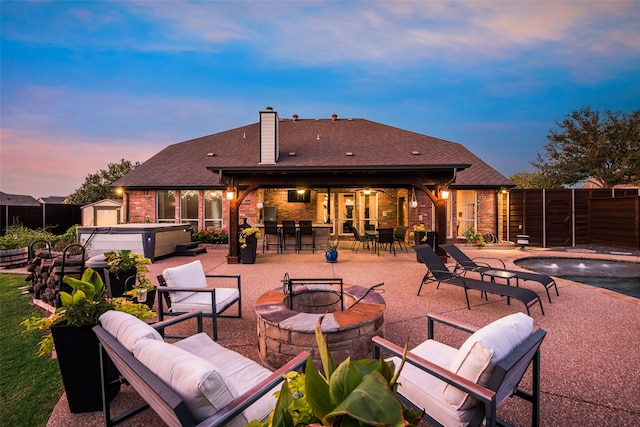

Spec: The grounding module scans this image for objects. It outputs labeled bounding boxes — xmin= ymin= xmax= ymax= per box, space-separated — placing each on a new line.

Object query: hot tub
xmin=77 ymin=224 xmax=192 ymax=261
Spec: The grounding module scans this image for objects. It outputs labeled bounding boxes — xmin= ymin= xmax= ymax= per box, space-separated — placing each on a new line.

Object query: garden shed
xmin=80 ymin=199 xmax=123 ymax=226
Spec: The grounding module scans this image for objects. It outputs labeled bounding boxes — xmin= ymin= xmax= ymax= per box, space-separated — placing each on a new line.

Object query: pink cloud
xmin=0 ymin=128 xmax=156 ymax=197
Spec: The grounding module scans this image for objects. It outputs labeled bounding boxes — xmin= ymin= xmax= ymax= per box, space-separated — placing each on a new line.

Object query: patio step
xmin=176 ymin=243 xmax=207 ymax=257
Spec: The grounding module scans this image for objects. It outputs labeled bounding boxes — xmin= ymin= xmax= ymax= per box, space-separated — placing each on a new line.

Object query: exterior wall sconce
xmin=363 ymin=188 xmax=371 ymax=195
xmin=256 ymin=202 xmax=264 ymax=209
xmin=297 ymin=188 xmax=306 ymax=195
xmin=226 ymin=190 xmax=235 ymax=200
xmin=410 ymin=186 xmax=418 ymax=208
xmin=441 ymin=189 xmax=450 ymax=200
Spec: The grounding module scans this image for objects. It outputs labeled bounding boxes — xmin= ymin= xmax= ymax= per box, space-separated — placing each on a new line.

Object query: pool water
xmin=514 ymin=257 xmax=640 ymax=299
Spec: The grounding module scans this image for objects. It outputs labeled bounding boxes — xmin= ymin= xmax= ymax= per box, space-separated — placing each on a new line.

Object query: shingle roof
xmin=0 ymin=192 xmax=41 ymax=206
xmin=114 ymin=117 xmax=513 ymax=188
xmin=39 ymin=196 xmax=68 ymax=204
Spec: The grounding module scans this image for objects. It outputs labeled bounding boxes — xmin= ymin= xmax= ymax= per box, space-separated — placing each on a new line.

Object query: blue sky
xmin=1 ymin=1 xmax=639 ymax=198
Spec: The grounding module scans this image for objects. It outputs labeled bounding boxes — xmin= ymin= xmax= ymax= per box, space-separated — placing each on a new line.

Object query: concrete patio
xmin=44 ymin=244 xmax=640 ymax=426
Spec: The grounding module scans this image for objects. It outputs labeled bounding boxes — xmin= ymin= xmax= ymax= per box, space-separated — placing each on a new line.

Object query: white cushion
xmin=169 ymin=288 xmax=240 ymax=314
xmin=393 ymin=340 xmax=476 ymax=427
xmin=444 ymin=313 xmax=534 ymax=409
xmin=162 ymin=260 xmax=208 ymax=303
xmin=132 ymin=338 xmax=236 ymax=423
xmin=174 ymin=333 xmax=276 ymax=427
xmin=98 ymin=310 xmax=163 ymax=352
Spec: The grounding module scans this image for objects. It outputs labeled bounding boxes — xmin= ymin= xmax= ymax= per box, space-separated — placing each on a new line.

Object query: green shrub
xmin=0 ymin=224 xmax=56 ymax=250
xmin=0 ymin=224 xmax=80 ymax=251
xmin=192 ymin=228 xmax=229 ymax=244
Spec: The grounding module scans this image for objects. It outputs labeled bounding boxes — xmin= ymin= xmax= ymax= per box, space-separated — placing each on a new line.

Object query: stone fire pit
xmin=255 ymin=283 xmax=385 ymax=369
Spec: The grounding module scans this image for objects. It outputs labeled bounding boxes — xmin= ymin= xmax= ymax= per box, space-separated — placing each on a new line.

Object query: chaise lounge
xmin=414 ymin=244 xmax=544 ymax=315
xmin=440 ymin=244 xmax=559 ymax=303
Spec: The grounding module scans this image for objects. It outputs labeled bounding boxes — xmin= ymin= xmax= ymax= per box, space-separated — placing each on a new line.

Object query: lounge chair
xmin=414 ymin=244 xmax=544 ymax=315
xmin=373 ymin=312 xmax=546 ymax=427
xmin=440 ymin=244 xmax=559 ymax=303
xmin=156 ymin=260 xmax=242 ymax=340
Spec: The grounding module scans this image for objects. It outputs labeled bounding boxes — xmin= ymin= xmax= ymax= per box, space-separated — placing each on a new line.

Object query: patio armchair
xmin=376 ymin=227 xmax=396 ymax=256
xmin=440 ymin=244 xmax=559 ymax=303
xmin=393 ymin=225 xmax=408 ymax=252
xmin=373 ymin=312 xmax=546 ymax=427
xmin=350 ymin=226 xmax=374 ymax=253
xmin=156 ymin=260 xmax=241 ymax=340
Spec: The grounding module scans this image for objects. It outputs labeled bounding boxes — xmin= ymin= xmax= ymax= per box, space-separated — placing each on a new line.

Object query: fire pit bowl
xmin=255 ymin=282 xmax=385 ymax=369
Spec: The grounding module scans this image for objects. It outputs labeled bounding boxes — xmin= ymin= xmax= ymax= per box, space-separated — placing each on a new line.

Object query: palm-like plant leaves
xmin=304 ymin=356 xmax=333 ymax=420
xmin=324 ymin=370 xmax=405 ymax=427
xmin=264 ymin=316 xmax=416 ymax=427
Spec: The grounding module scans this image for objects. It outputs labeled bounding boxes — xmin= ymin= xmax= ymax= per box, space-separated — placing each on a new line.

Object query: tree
xmin=509 ymin=171 xmax=562 ymax=189
xmin=532 ymin=107 xmax=640 ymax=188
xmin=69 ymin=159 xmax=140 ymax=204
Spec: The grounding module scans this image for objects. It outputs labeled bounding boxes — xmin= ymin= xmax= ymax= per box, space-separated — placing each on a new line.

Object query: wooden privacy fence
xmin=1 ymin=204 xmax=82 ymax=235
xmin=506 ymin=188 xmax=640 ymax=250
xmin=589 ymin=197 xmax=640 ymax=249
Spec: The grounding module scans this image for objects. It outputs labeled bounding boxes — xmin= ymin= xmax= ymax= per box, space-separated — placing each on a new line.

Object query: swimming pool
xmin=514 ymin=257 xmax=640 ymax=299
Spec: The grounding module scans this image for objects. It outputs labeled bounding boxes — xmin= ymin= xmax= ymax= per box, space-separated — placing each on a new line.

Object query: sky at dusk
xmin=1 ymin=1 xmax=639 ymax=198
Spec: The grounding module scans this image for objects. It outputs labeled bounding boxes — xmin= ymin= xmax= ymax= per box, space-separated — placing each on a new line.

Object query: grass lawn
xmin=0 ymin=273 xmax=62 ymax=427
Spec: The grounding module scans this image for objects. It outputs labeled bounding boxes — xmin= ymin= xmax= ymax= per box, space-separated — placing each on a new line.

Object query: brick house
xmin=114 ymin=107 xmax=513 ymax=262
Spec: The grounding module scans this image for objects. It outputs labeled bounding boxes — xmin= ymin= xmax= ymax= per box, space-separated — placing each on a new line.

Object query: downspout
xmin=494 ymin=189 xmax=499 ymax=240
xmin=326 ymin=187 xmax=331 ymax=224
xmin=506 ymin=190 xmax=510 ymax=242
xmin=542 ymin=188 xmax=546 ymax=248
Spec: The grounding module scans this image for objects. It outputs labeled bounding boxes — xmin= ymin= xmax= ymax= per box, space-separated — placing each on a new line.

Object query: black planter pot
xmin=104 ymin=267 xmax=137 ymax=298
xmin=51 ymin=323 xmax=120 ymax=413
xmin=415 ymin=232 xmax=426 ymax=262
xmin=134 ymin=288 xmax=157 ymax=309
xmin=240 ymin=236 xmax=258 ymax=264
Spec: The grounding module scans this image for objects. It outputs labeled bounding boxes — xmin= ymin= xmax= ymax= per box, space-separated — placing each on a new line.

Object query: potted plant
xmin=411 ymin=224 xmax=428 ymax=244
xmin=21 ymin=268 xmax=154 ymax=413
xmin=103 ymin=250 xmax=151 ymax=297
xmin=411 ymin=224 xmax=429 ymax=262
xmin=325 ymin=240 xmax=339 ymax=263
xmin=247 ymin=319 xmax=420 ymax=427
xmin=463 ymin=226 xmax=486 ymax=247
xmin=239 ymin=226 xmax=261 ymax=264
xmin=124 ymin=276 xmax=157 ymax=309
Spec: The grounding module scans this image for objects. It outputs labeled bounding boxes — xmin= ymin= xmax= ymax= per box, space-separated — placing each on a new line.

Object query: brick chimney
xmin=260 ymin=106 xmax=279 ymax=164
